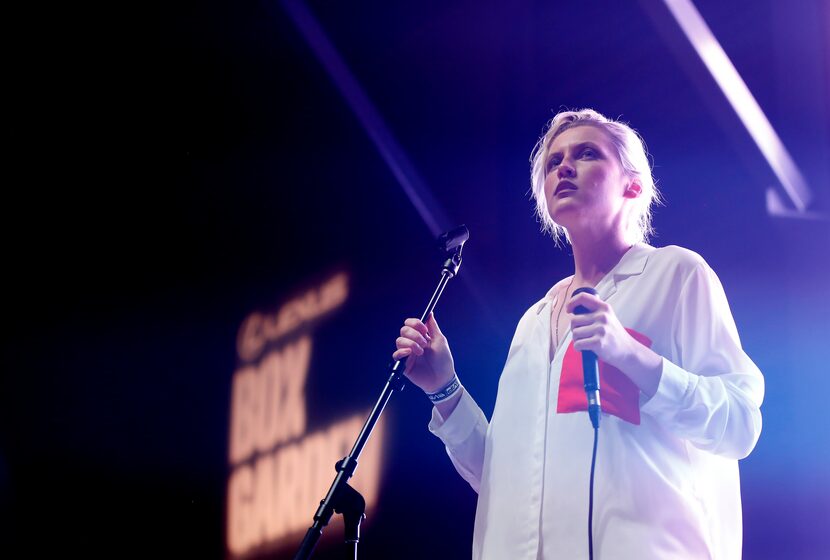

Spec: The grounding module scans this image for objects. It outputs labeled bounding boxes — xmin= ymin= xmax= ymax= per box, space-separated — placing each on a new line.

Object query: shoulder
xmin=649 ymin=244 xmax=707 ymax=268
xmin=645 ymin=244 xmax=711 ymax=277
xmin=642 ymin=245 xmax=730 ymax=309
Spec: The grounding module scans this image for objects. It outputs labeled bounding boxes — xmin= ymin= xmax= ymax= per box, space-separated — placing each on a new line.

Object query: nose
xmin=557 ymin=161 xmax=576 ymax=179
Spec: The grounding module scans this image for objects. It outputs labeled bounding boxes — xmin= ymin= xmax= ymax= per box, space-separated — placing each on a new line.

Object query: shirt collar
xmin=610 ymin=242 xmax=652 ymax=278
xmin=534 ymin=242 xmax=654 ymax=316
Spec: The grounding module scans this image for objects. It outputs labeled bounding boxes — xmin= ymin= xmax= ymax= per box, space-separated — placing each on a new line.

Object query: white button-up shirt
xmin=429 ymin=244 xmax=764 ymax=559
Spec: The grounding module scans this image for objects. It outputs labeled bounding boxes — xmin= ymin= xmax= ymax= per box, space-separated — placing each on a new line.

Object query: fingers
xmin=571 ymin=322 xmax=604 ymax=342
xmin=393 ymin=343 xmax=420 ymax=376
xmin=569 ymin=311 xmax=608 ymax=329
xmin=565 ymin=291 xmax=606 ymax=314
xmin=391 ymin=347 xmax=416 ymax=375
xmin=404 ymin=317 xmax=430 ymax=338
xmin=400 ymin=325 xmax=430 ymax=348
xmin=572 ymin=334 xmax=600 ymax=353
xmin=401 ymin=313 xmax=443 ymax=340
xmin=395 ymin=336 xmax=425 ymax=355
xmin=393 ymin=317 xmax=429 ymax=364
xmin=393 ymin=314 xmax=445 ymax=364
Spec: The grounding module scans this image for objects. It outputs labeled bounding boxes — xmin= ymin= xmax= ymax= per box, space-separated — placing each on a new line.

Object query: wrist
xmin=422 ymin=371 xmax=457 ymax=394
xmin=424 ymin=373 xmax=462 ymax=404
xmin=434 ymin=386 xmax=463 ymax=419
xmin=621 ymin=343 xmax=662 ymax=398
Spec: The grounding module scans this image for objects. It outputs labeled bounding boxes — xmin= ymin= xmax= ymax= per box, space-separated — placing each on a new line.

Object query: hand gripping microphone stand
xmin=293 ymin=225 xmax=470 ymax=560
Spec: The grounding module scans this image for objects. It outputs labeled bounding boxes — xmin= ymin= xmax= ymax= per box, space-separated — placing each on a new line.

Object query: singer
xmin=393 ymin=109 xmax=764 ymax=559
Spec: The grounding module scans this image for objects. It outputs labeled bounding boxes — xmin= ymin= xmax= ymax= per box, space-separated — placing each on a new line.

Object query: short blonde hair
xmin=529 ymin=108 xmax=661 ymax=245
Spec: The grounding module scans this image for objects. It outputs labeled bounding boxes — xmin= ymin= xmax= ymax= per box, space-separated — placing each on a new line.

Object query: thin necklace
xmin=555 ymin=276 xmax=575 ymax=351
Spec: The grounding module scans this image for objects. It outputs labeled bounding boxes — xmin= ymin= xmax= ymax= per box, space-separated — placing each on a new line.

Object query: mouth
xmin=554 ymin=181 xmax=577 ymax=196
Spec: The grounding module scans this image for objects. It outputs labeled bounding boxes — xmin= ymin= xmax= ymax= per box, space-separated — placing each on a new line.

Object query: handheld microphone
xmin=572 ymin=287 xmax=601 ymax=429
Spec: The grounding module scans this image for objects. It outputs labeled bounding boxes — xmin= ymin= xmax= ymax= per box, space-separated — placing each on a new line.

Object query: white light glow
xmin=663 ymin=0 xmax=812 ymax=211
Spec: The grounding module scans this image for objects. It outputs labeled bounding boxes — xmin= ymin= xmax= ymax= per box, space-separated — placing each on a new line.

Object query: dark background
xmin=3 ymin=0 xmax=829 ymax=558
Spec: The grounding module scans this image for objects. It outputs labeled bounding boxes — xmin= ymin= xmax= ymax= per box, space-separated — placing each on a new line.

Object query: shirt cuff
xmin=640 ymin=357 xmax=693 ymax=416
xmin=428 ymin=389 xmax=485 ymax=447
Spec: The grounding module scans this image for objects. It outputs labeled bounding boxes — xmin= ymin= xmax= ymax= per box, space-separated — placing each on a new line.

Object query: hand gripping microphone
xmin=572 ymin=287 xmax=601 ymax=429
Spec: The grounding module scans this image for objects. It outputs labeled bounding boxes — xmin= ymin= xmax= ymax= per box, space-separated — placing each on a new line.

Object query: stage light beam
xmin=662 ymin=0 xmax=813 ymax=213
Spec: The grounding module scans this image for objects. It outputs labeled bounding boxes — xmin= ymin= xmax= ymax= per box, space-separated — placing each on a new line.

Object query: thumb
xmin=426 ymin=312 xmax=443 ymax=338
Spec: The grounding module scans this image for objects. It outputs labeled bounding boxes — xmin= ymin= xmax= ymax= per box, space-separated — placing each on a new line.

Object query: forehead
xmin=548 ymin=124 xmax=614 ymax=153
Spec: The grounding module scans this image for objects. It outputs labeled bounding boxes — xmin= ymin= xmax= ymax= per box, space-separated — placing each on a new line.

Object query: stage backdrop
xmin=2 ymin=0 xmax=828 ymax=558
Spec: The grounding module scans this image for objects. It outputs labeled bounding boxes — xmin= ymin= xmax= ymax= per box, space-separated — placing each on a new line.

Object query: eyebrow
xmin=548 ymin=141 xmax=603 ymax=157
xmin=546 ymin=141 xmax=605 ymax=167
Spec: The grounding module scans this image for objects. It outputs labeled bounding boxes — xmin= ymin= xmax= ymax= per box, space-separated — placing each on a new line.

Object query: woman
xmin=393 ymin=109 xmax=764 ymax=559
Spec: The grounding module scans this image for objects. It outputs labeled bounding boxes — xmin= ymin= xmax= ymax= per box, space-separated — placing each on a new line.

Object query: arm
xmin=568 ymin=261 xmax=764 ymax=459
xmin=640 ymin=262 xmax=765 ymax=459
xmin=428 ymin=388 xmax=489 ymax=492
xmin=393 ymin=314 xmax=488 ymax=490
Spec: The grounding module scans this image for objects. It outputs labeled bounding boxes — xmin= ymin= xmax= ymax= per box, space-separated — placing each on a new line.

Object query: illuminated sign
xmin=226 ymin=273 xmax=385 ymax=557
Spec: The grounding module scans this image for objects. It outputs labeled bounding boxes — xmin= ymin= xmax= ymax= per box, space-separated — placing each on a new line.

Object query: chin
xmin=548 ymin=205 xmax=576 ymax=226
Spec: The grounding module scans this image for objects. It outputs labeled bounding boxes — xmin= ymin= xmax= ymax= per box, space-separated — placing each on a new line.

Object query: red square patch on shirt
xmin=555 ymin=328 xmax=652 ymax=425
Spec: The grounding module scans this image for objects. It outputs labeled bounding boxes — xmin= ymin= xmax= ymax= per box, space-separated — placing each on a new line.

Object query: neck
xmin=569 ymin=230 xmax=633 ymax=287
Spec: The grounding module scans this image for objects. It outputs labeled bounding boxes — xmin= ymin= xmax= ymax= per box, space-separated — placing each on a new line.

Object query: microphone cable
xmin=588 ymin=426 xmax=598 ymax=560
xmin=571 ymin=286 xmax=601 ymax=560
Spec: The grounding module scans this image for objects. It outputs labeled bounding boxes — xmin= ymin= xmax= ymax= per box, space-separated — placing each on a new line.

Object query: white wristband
xmin=425 ymin=374 xmax=462 ymax=404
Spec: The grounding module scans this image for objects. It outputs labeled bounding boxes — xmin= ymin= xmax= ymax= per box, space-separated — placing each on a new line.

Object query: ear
xmin=624 ymin=179 xmax=643 ymax=199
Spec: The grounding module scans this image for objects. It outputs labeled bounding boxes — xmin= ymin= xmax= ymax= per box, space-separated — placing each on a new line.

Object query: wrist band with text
xmin=426 ymin=374 xmax=462 ymax=404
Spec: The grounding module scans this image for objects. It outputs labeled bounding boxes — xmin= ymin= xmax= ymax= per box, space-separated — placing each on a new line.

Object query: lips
xmin=554 ymin=180 xmax=577 ymax=195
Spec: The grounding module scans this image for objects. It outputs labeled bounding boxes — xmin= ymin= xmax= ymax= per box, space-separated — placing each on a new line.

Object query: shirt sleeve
xmin=428 ymin=388 xmax=489 ymax=492
xmin=640 ymin=262 xmax=765 ymax=459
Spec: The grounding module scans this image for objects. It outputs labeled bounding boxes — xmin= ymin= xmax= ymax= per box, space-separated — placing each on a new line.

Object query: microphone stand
xmin=293 ymin=226 xmax=469 ymax=560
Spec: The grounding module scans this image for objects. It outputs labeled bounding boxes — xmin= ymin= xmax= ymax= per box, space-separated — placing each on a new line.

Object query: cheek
xmin=582 ymin=165 xmax=609 ymax=186
xmin=583 ymin=167 xmax=618 ymax=199
xmin=543 ymin=174 xmax=556 ymax=202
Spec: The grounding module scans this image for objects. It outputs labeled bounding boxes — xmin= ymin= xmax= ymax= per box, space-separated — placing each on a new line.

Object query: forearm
xmin=641 ymin=359 xmax=763 ymax=458
xmin=428 ymin=388 xmax=488 ymax=492
xmin=619 ymin=340 xmax=663 ymax=399
xmin=434 ymin=387 xmax=464 ymax=419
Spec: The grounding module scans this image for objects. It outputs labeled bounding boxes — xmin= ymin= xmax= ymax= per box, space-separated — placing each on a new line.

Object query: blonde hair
xmin=529 ymin=108 xmax=661 ymax=245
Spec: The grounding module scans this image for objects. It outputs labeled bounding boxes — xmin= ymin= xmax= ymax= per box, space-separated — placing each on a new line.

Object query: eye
xmin=580 ymin=147 xmax=598 ymax=158
xmin=546 ymin=156 xmax=562 ymax=173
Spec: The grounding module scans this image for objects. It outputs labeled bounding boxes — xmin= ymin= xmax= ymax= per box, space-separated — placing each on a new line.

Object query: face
xmin=542 ymin=125 xmax=639 ymax=237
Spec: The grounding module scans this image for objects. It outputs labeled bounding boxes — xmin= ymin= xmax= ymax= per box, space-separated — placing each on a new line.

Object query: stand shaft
xmin=293 ymin=247 xmax=463 ymax=560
